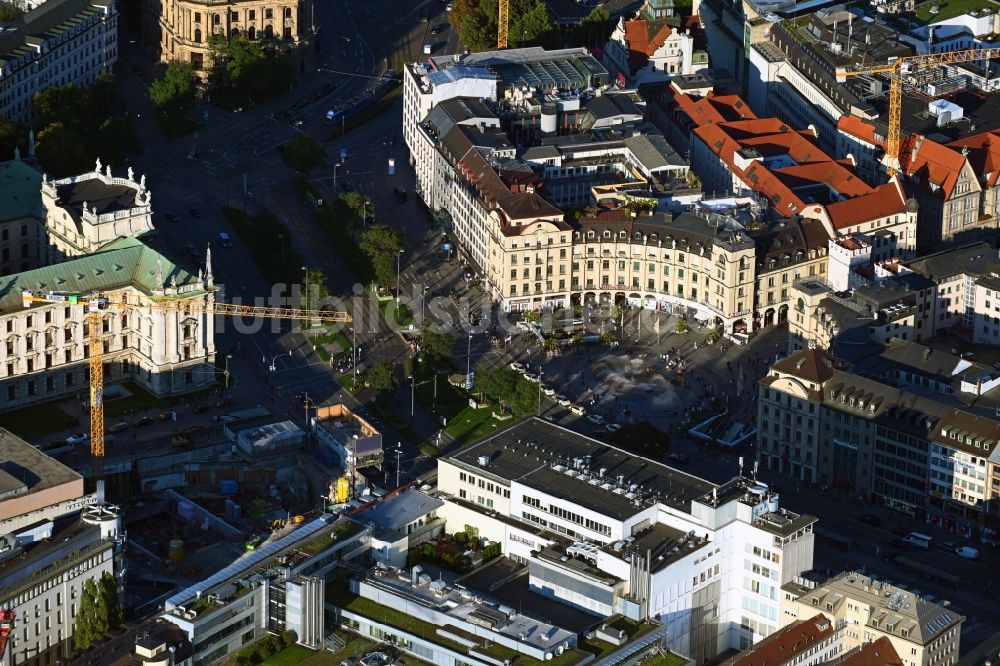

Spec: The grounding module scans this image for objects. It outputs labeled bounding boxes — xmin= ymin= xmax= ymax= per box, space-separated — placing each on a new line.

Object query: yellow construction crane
xmin=837 ymin=47 xmax=1000 ymax=177
xmin=21 ymin=290 xmax=351 ymax=458
xmin=498 ymin=0 xmax=509 ymax=48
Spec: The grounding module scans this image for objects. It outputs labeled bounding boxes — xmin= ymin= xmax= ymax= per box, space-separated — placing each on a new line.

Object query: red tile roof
xmin=672 ymin=90 xmax=756 ymax=126
xmin=721 ymin=614 xmax=834 ymax=666
xmin=830 ymin=638 xmax=903 ymax=666
xmin=826 ymin=180 xmax=907 ymax=230
xmin=623 ymin=18 xmax=672 ymax=75
xmin=948 ymin=129 xmax=1000 ymax=189
xmin=771 ymin=162 xmax=872 ymax=198
xmin=838 ymin=115 xmax=884 ymax=149
xmin=901 ymin=135 xmax=967 ymax=199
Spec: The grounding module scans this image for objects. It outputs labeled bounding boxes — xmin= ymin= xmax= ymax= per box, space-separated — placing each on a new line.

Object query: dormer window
xmin=870 ymin=404 xmax=876 ymax=414
xmin=604 ymin=230 xmax=611 ymax=238
xmin=587 ymin=231 xmax=595 ymax=239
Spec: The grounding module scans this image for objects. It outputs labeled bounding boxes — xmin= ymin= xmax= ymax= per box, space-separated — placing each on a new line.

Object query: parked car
xmin=570 ymin=404 xmax=586 ymax=416
xmin=524 ymin=373 xmax=541 ymax=383
xmin=858 ymin=514 xmax=881 ymax=527
xmin=218 ymin=232 xmax=233 ymax=248
xmin=65 ymin=432 xmax=89 ymax=445
xmin=555 ymin=395 xmax=571 ymax=407
xmin=132 ymin=416 xmax=154 ymax=427
xmin=587 ymin=414 xmax=605 ymax=425
xmin=541 ymin=385 xmax=556 ymax=396
xmin=109 ymin=421 xmax=130 ymax=433
xmin=605 ymin=423 xmax=622 ymax=433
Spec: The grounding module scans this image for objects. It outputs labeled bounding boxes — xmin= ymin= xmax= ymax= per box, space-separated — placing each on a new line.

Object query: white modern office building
xmin=435 ymin=418 xmax=817 ymax=663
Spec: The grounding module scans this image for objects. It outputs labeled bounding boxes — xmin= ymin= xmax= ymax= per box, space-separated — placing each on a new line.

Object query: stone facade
xmin=0 ymin=0 xmax=118 ymax=124
xmin=157 ymin=0 xmax=312 ymax=78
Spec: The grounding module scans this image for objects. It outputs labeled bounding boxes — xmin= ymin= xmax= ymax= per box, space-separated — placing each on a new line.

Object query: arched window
xmin=264 ymin=24 xmax=273 ymax=38
xmin=248 ymin=26 xmax=256 ymax=39
xmin=231 ymin=27 xmax=240 ymax=37
xmin=194 ymin=28 xmax=202 ymax=42
xmin=284 ymin=6 xmax=292 ymax=18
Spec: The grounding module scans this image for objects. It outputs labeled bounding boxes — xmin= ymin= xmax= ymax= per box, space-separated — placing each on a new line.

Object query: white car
xmin=570 ymin=404 xmax=586 ymax=416
xmin=587 ymin=414 xmax=606 ymax=425
xmin=555 ymin=395 xmax=571 ymax=407
xmin=65 ymin=432 xmax=89 ymax=445
xmin=524 ymin=373 xmax=541 ymax=383
xmin=509 ymin=362 xmax=525 ymax=373
xmin=954 ymin=546 xmax=979 ymax=560
xmin=605 ymin=423 xmax=622 ymax=433
xmin=541 ymin=385 xmax=556 ymax=396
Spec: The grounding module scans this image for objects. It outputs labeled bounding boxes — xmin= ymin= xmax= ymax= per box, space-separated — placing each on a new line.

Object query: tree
xmin=543 ymin=337 xmax=558 ymax=352
xmin=676 ymin=318 xmax=689 ymax=333
xmin=98 ymin=571 xmax=122 ymax=630
xmin=224 ymin=36 xmax=265 ymax=90
xmin=523 ymin=309 xmax=540 ymax=323
xmin=149 ymin=60 xmax=198 ymax=118
xmin=341 ymin=191 xmax=373 ymax=219
xmin=359 ymin=224 xmax=405 ymax=287
xmin=0 ymin=2 xmax=24 ymax=21
xmin=368 ymin=360 xmax=394 ymax=392
xmin=510 ymin=1 xmax=553 ymax=47
xmin=73 ymin=578 xmax=100 ymax=650
xmin=35 ymin=121 xmax=90 ymax=177
xmin=577 ymin=6 xmax=611 ymax=48
xmin=472 ymin=364 xmax=536 ymax=415
xmin=0 ymin=114 xmax=24 ymax=160
xmin=282 ymin=133 xmax=326 ymax=178
xmin=420 ymin=328 xmax=455 ymax=361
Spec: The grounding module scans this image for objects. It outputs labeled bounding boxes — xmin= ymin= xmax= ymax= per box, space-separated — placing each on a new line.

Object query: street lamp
xmin=396 ymin=249 xmax=405 ymax=304
xmin=395 ymin=446 xmax=402 ymax=488
xmin=302 ymin=265 xmax=309 ymax=309
xmin=410 ymin=375 xmax=415 ymax=416
xmin=333 ymin=163 xmax=339 ymax=193
xmin=224 ymin=354 xmax=232 ymax=390
xmin=466 ymin=333 xmax=473 ymax=381
xmin=266 ymin=350 xmax=292 ymax=372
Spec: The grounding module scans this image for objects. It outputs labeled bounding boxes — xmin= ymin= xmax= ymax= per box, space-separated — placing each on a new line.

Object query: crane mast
xmin=837 ymin=47 xmax=1000 ymax=176
xmin=498 ymin=0 xmax=509 ymax=48
xmin=21 ymin=290 xmax=351 ymax=458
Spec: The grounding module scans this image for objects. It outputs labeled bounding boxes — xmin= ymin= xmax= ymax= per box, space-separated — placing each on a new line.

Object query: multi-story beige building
xmin=1 ymin=236 xmax=218 ymax=407
xmin=157 ymin=0 xmax=313 ymax=77
xmin=0 ymin=0 xmax=118 ymax=124
xmin=782 ymin=572 xmax=963 ymax=666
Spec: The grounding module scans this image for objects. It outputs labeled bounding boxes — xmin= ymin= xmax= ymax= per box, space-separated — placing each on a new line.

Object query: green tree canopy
xmin=340 ymin=191 xmax=374 ymax=220
xmin=472 ymin=363 xmax=536 ymax=415
xmin=359 ymin=224 xmax=405 ymax=288
xmin=149 ymin=60 xmax=198 ymax=116
xmin=420 ymin=328 xmax=455 ymax=361
xmin=510 ymin=1 xmax=553 ymax=47
xmin=0 ymin=114 xmax=25 ymax=160
xmin=368 ymin=360 xmax=394 ymax=392
xmin=73 ymin=578 xmax=100 ymax=650
xmin=282 ymin=133 xmax=326 ymax=178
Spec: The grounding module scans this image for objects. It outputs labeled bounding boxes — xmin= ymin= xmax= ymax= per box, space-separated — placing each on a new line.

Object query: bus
xmin=903 ymin=532 xmax=933 ymax=550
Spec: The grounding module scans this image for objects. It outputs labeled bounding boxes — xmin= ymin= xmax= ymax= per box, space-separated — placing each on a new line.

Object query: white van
xmin=903 ymin=532 xmax=933 ymax=549
xmin=219 ymin=232 xmax=232 ymax=248
xmin=954 ymin=545 xmax=979 ymax=560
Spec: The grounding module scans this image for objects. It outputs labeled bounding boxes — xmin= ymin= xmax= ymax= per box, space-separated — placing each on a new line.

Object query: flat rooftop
xmin=164 ymin=516 xmax=363 ymax=611
xmin=354 ymin=488 xmax=443 ymax=531
xmin=0 ymin=516 xmax=106 ymax=600
xmin=450 ymin=418 xmax=716 ymax=520
xmin=56 ymin=178 xmax=138 ymax=222
xmin=361 ymin=571 xmax=577 ymax=652
xmin=0 ymin=428 xmax=82 ymax=505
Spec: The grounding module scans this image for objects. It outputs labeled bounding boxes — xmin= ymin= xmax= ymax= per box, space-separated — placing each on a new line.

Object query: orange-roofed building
xmin=689 ymin=106 xmax=917 ymax=259
xmin=721 ymin=614 xmax=841 ymax=666
xmin=901 ymin=135 xmax=988 ymax=251
xmin=603 ymin=1 xmax=701 ymax=86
